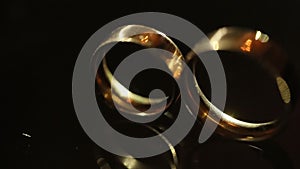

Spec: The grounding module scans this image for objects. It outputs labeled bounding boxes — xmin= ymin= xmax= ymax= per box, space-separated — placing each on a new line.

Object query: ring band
xmin=187 ymin=27 xmax=292 ymax=141
xmin=95 ymin=25 xmax=184 ymax=116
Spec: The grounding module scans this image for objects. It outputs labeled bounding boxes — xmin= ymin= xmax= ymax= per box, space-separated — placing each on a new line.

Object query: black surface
xmin=2 ymin=1 xmax=300 ymax=169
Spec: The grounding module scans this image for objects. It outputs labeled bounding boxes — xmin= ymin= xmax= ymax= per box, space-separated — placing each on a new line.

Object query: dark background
xmin=2 ymin=0 xmax=300 ymax=169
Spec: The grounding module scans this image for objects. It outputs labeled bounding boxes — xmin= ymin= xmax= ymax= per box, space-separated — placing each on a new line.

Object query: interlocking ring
xmin=95 ymin=25 xmax=183 ymax=122
xmin=186 ymin=27 xmax=292 ymax=141
xmin=72 ymin=12 xmax=226 ymax=158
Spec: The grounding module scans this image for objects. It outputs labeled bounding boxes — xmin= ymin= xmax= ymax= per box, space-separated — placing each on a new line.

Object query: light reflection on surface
xmin=240 ymin=39 xmax=252 ymax=52
xmin=255 ymin=30 xmax=269 ymax=43
xmin=121 ymin=158 xmax=140 ymax=169
xmin=276 ymin=76 xmax=291 ymax=104
xmin=255 ymin=31 xmax=262 ymax=40
xmin=139 ymin=35 xmax=149 ymax=44
xmin=210 ymin=27 xmax=228 ymax=50
xmin=22 ymin=133 xmax=31 ymax=138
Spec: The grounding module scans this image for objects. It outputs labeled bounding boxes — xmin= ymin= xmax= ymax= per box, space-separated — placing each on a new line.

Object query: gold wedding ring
xmin=187 ymin=27 xmax=292 ymax=141
xmin=95 ymin=25 xmax=184 ymax=116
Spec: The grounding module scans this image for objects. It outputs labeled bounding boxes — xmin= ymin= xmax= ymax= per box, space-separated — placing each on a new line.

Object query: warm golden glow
xmin=241 ymin=136 xmax=254 ymax=141
xmin=103 ymin=92 xmax=110 ymax=99
xmin=139 ymin=35 xmax=149 ymax=43
xmin=240 ymin=39 xmax=252 ymax=52
xmin=276 ymin=76 xmax=291 ymax=103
